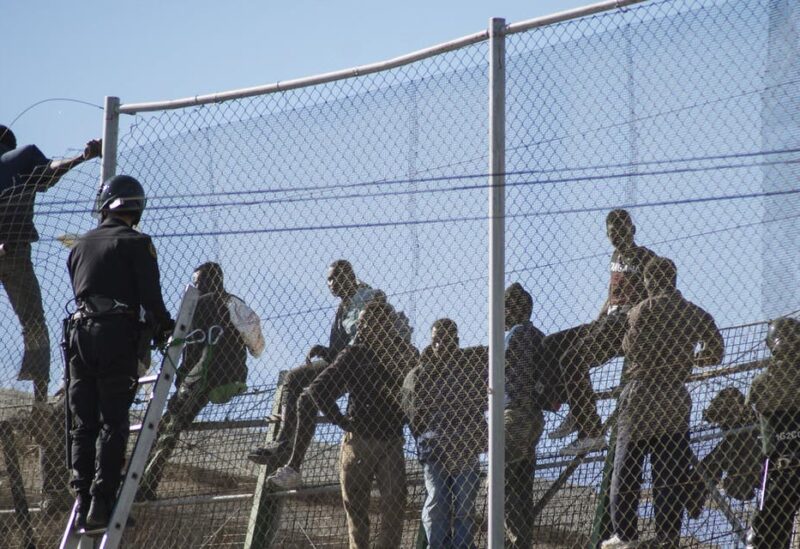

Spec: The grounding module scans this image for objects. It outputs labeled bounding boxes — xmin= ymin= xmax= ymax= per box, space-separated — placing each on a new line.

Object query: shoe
xmin=267 ymin=466 xmax=302 ymax=490
xmin=559 ymin=435 xmax=607 ymax=456
xmin=601 ymin=534 xmax=639 ymax=548
xmin=549 ymin=412 xmax=578 ymax=440
xmin=247 ymin=441 xmax=289 ymax=465
xmin=72 ymin=494 xmax=90 ymax=531
xmin=86 ymin=495 xmax=111 ymax=530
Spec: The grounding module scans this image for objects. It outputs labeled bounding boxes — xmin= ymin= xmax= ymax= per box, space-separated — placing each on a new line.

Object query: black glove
xmin=153 ymin=318 xmax=175 ymax=349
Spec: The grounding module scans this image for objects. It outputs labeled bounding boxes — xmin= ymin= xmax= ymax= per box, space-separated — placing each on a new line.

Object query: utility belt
xmin=72 ymin=296 xmax=137 ymax=322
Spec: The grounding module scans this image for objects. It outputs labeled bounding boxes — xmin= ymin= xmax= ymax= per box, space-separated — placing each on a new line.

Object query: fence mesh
xmin=1 ymin=0 xmax=800 ymax=547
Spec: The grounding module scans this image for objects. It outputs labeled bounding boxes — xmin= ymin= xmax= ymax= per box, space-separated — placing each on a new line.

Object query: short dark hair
xmin=644 ymin=256 xmax=677 ymax=287
xmin=360 ymin=300 xmax=395 ymax=333
xmin=0 ymin=125 xmax=17 ymax=150
xmin=329 ymin=259 xmax=355 ymax=277
xmin=504 ymin=282 xmax=533 ymax=319
xmin=606 ymin=208 xmax=633 ymax=227
xmin=432 ymin=318 xmax=458 ymax=337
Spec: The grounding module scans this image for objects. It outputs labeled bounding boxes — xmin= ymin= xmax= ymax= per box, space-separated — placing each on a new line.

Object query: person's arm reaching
xmin=29 ymin=139 xmax=101 ymax=191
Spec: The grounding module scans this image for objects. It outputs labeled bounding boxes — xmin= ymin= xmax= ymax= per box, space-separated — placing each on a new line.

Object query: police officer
xmin=746 ymin=317 xmax=800 ymax=549
xmin=0 ymin=124 xmax=101 ymax=402
xmin=66 ymin=175 xmax=172 ymax=530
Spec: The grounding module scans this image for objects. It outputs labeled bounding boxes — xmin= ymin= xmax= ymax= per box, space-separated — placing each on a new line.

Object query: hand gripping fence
xmin=2 ymin=0 xmax=800 ymax=547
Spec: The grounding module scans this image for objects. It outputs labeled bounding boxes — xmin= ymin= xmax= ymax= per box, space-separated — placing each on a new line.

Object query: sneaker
xmin=601 ymin=535 xmax=639 ymax=548
xmin=549 ymin=412 xmax=578 ymax=440
xmin=559 ymin=435 xmax=607 ymax=456
xmin=267 ymin=466 xmax=302 ymax=490
xmin=247 ymin=441 xmax=290 ymax=465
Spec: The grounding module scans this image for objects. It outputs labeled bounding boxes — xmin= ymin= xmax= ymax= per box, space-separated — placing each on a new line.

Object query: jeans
xmin=422 ymin=462 xmax=480 ymax=549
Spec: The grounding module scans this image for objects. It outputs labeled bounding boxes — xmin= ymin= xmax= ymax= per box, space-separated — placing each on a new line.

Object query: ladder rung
xmin=138 ymin=374 xmax=158 ymax=385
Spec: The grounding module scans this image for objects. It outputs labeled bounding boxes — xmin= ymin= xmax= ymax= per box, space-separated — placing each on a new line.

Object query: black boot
xmin=72 ymin=492 xmax=90 ymax=531
xmin=86 ymin=494 xmax=111 ymax=530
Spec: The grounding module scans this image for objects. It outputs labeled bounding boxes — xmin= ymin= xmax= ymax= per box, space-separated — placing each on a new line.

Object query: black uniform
xmin=746 ymin=358 xmax=800 ymax=549
xmin=66 ymin=217 xmax=170 ymax=500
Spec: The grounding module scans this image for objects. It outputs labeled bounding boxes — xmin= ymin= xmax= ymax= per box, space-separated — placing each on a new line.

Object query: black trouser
xmin=68 ymin=316 xmax=138 ymax=499
xmin=505 ymin=457 xmax=535 ymax=548
xmin=140 ymin=380 xmax=211 ymax=495
xmin=610 ymin=430 xmax=692 ymax=546
xmin=0 ymin=243 xmax=50 ymax=398
xmin=278 ymin=359 xmax=328 ymax=468
xmin=748 ymin=462 xmax=800 ymax=549
xmin=558 ymin=312 xmax=627 ymax=438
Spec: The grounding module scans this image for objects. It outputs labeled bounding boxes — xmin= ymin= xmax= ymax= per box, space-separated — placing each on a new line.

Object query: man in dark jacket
xmin=66 ymin=175 xmax=172 ymax=529
xmin=137 ymin=262 xmax=248 ymax=501
xmin=745 ymin=317 xmax=800 ymax=549
xmin=0 ymin=125 xmax=101 ymax=402
xmin=504 ymin=282 xmax=547 ymax=548
xmin=408 ymin=319 xmax=487 ymax=549
xmin=247 ymin=259 xmax=380 ymax=467
xmin=304 ymin=300 xmax=417 ymax=548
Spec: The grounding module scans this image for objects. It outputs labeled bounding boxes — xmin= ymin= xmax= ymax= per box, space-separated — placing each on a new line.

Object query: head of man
xmin=193 ymin=262 xmax=225 ymax=295
xmin=766 ymin=316 xmax=800 ymax=361
xmin=643 ymin=256 xmax=677 ymax=297
xmin=358 ymin=300 xmax=396 ymax=350
xmin=431 ymin=318 xmax=459 ymax=361
xmin=606 ymin=209 xmax=636 ymax=251
xmin=504 ymin=282 xmax=533 ymax=330
xmin=326 ymin=259 xmax=357 ymax=299
xmin=96 ymin=174 xmax=147 ymax=226
xmin=703 ymin=387 xmax=748 ymax=429
xmin=0 ymin=125 xmax=17 ymax=151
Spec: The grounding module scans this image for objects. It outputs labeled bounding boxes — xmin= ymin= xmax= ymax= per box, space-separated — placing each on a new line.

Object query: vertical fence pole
xmin=488 ymin=16 xmax=506 ymax=549
xmin=101 ymin=96 xmax=120 ymax=185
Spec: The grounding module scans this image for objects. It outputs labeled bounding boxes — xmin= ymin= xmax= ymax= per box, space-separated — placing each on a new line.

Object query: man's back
xmin=0 ymin=144 xmax=49 ymax=243
xmin=68 ymin=217 xmax=169 ymax=326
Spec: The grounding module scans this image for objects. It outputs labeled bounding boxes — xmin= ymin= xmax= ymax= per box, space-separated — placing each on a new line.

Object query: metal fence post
xmin=488 ymin=16 xmax=506 ymax=549
xmin=101 ymin=96 xmax=120 ymax=185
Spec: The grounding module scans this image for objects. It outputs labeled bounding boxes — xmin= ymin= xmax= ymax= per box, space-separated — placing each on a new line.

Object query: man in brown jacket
xmin=601 ymin=257 xmax=724 ymax=549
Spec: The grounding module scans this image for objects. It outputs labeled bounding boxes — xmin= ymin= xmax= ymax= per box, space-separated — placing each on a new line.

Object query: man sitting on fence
xmin=303 ymin=300 xmax=417 ymax=548
xmin=601 ymin=257 xmax=724 ymax=549
xmin=406 ymin=319 xmax=488 ymax=549
xmin=137 ymin=262 xmax=262 ymax=501
xmin=554 ymin=209 xmax=658 ymax=456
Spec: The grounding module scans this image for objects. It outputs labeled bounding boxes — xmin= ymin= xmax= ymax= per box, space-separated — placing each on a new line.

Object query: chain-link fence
xmin=2 ymin=0 xmax=800 ymax=547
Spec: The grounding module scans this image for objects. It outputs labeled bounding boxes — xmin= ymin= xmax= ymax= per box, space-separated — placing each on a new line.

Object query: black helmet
xmin=94 ymin=175 xmax=146 ymax=224
xmin=766 ymin=317 xmax=800 ymax=359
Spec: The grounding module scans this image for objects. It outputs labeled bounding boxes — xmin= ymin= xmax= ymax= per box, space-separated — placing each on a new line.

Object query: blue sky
xmin=1 ymin=1 xmax=586 ymax=156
